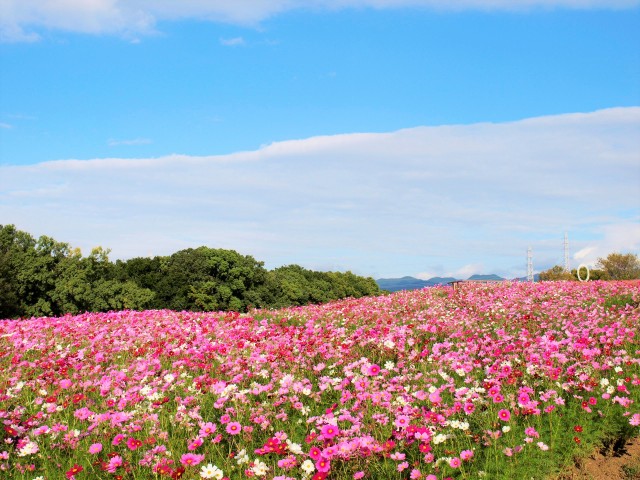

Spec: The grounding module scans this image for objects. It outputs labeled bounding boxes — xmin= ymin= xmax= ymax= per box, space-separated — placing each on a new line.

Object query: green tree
xmin=539 ymin=265 xmax=574 ymax=281
xmin=51 ymin=247 xmax=155 ymax=314
xmin=187 ymin=247 xmax=267 ymax=312
xmin=0 ymin=225 xmax=37 ymax=318
xmin=596 ymin=252 xmax=640 ymax=280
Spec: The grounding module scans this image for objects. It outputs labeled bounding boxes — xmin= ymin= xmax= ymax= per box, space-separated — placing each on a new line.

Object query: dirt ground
xmin=555 ymin=437 xmax=640 ymax=480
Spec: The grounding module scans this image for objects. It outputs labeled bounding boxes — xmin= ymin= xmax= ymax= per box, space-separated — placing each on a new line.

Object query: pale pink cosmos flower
xmin=410 ymin=469 xmax=422 ymax=479
xmin=397 ymin=461 xmax=409 ymax=472
xmin=449 ymin=457 xmax=461 ymax=468
xmin=199 ymin=422 xmax=216 ymax=437
xmin=525 ymin=427 xmax=539 ymax=438
xmin=226 ymin=422 xmax=242 ymax=435
xmin=353 ymin=471 xmax=365 ymax=479
xmin=88 ymin=443 xmax=102 ymax=454
xmin=393 ymin=415 xmax=410 ymax=429
xmin=460 ymin=449 xmax=474 ymax=461
xmin=106 ymin=455 xmax=123 ymax=473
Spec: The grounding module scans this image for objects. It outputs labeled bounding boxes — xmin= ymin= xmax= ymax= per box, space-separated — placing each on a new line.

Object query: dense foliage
xmin=1 ymin=281 xmax=639 ymax=480
xmin=0 ymin=225 xmax=380 ymax=319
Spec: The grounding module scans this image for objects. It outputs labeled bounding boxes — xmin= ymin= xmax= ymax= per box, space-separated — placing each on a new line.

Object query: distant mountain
xmin=376 ymin=273 xmax=541 ymax=292
xmin=467 ymin=274 xmax=505 ymax=281
xmin=516 ymin=274 xmax=541 ymax=282
xmin=376 ymin=276 xmax=457 ymax=292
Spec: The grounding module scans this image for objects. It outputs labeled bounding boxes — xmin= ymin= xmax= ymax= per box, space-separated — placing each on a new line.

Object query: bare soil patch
xmin=555 ymin=437 xmax=640 ymax=480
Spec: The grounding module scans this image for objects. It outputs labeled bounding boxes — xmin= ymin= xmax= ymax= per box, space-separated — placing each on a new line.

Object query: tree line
xmin=538 ymin=252 xmax=640 ymax=281
xmin=0 ymin=225 xmax=381 ymax=319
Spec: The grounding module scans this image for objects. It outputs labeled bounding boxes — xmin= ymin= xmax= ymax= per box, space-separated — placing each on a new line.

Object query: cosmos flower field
xmin=1 ymin=281 xmax=639 ymax=480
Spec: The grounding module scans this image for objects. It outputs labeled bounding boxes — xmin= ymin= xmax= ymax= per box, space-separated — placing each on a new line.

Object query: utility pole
xmin=564 ymin=232 xmax=570 ymax=273
xmin=527 ymin=246 xmax=534 ymax=282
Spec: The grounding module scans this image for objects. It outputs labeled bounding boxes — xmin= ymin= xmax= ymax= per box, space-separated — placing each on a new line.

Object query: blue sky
xmin=1 ymin=1 xmax=639 ymax=280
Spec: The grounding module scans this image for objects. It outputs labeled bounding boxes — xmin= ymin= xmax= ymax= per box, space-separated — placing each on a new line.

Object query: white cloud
xmin=107 ymin=138 xmax=153 ymax=147
xmin=453 ymin=263 xmax=485 ymax=279
xmin=572 ymin=223 xmax=640 ymax=267
xmin=1 ymin=0 xmax=638 ymax=41
xmin=0 ymin=122 xmax=12 ymax=129
xmin=220 ymin=36 xmax=245 ymax=46
xmin=0 ymin=107 xmax=638 ymax=278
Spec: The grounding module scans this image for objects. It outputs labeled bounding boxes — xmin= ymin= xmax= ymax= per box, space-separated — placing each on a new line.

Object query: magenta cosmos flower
xmin=309 ymin=446 xmax=322 ymax=460
xmin=366 ymin=364 xmax=380 ymax=376
xmin=498 ymin=409 xmax=511 ymax=422
xmin=321 ymin=424 xmax=339 ymax=439
xmin=315 ymin=458 xmax=331 ymax=473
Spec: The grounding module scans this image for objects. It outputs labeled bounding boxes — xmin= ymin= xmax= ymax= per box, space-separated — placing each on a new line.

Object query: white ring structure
xmin=576 ymin=264 xmax=590 ymax=282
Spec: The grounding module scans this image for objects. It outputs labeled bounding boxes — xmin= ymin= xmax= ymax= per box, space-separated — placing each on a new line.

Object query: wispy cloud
xmin=0 ymin=123 xmax=12 ymax=129
xmin=0 ymin=107 xmax=638 ymax=278
xmin=2 ymin=0 xmax=639 ymax=41
xmin=220 ymin=36 xmax=245 ymax=46
xmin=107 ymin=138 xmax=152 ymax=147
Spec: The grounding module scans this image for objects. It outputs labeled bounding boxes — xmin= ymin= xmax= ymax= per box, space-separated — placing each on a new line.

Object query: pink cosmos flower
xmin=367 ymin=364 xmax=380 ymax=376
xmin=449 ymin=457 xmax=461 ymax=468
xmin=88 ymin=443 xmax=102 ymax=454
xmin=226 ymin=422 xmax=242 ymax=435
xmin=354 ymin=472 xmax=365 ymax=479
xmin=106 ymin=455 xmax=123 ymax=473
xmin=524 ymin=427 xmax=539 ymax=438
xmin=410 ymin=469 xmax=422 ymax=479
xmin=127 ymin=437 xmax=142 ymax=450
xmin=188 ymin=437 xmax=203 ymax=450
xmin=112 ymin=434 xmax=125 ymax=446
xmin=498 ymin=409 xmax=511 ymax=422
xmin=630 ymin=414 xmax=640 ymax=426
xmin=199 ymin=422 xmax=216 ymax=437
xmin=518 ymin=392 xmax=531 ymax=405
xmin=397 ymin=461 xmax=409 ymax=472
xmin=321 ymin=424 xmax=339 ymax=439
xmin=180 ymin=453 xmax=205 ymax=466
xmin=393 ymin=415 xmax=410 ymax=429
xmin=426 ymin=475 xmax=438 ymax=480
xmin=460 ymin=449 xmax=474 ymax=461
